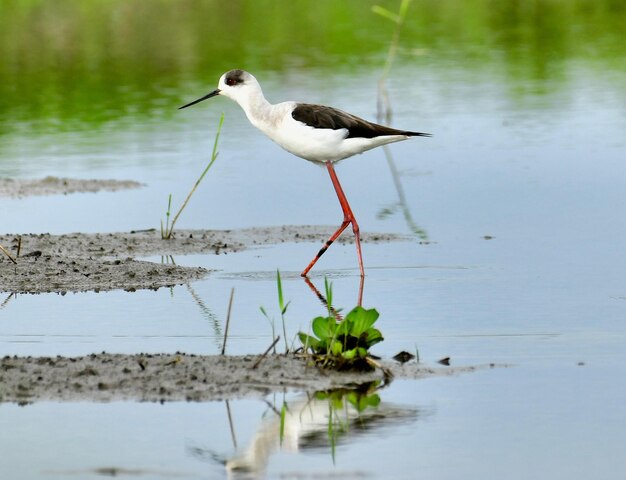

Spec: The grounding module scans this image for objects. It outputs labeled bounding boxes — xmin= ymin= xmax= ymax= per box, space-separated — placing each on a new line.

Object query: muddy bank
xmin=0 ymin=176 xmax=143 ymax=198
xmin=0 ymin=255 xmax=208 ymax=294
xmin=0 ymin=353 xmax=494 ymax=404
xmin=0 ymin=227 xmax=408 ymax=294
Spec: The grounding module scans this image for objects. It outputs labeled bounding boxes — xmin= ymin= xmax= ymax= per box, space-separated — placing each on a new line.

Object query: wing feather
xmin=292 ymin=103 xmax=430 ymax=139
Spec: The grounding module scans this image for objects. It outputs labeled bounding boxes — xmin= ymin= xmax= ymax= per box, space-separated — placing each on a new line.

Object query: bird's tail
xmin=404 ymin=131 xmax=432 ymax=137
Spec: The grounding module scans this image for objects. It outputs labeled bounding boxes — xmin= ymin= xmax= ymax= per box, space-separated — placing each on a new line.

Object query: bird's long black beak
xmin=178 ymin=89 xmax=221 ymax=110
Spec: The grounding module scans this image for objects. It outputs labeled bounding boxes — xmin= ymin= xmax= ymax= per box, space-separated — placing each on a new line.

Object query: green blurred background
xmin=1 ymin=0 xmax=624 ymax=135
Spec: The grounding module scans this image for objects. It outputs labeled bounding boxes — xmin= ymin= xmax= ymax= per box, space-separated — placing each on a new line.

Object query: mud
xmin=0 ymin=353 xmax=494 ymax=404
xmin=0 ymin=176 xmax=143 ymax=197
xmin=0 ymin=227 xmax=407 ymax=294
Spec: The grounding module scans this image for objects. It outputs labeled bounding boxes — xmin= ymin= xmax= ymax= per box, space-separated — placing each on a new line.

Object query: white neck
xmin=235 ymin=86 xmax=275 ymax=130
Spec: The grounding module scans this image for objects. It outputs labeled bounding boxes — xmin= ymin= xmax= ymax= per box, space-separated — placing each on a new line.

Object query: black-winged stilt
xmin=179 ymin=69 xmax=430 ymax=277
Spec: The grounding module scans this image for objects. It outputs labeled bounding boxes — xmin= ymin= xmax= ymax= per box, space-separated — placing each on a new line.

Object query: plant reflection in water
xmin=189 ymin=381 xmax=422 ymax=479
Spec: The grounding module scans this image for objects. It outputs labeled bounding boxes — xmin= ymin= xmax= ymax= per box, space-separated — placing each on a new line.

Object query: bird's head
xmin=179 ymin=69 xmax=260 ymax=110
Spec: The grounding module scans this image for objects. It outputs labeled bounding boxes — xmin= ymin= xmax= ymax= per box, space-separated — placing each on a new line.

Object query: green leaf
xmin=330 ymin=397 xmax=344 ymax=410
xmin=314 ymin=391 xmax=329 ymax=400
xmin=342 ymin=348 xmax=357 ymax=360
xmin=364 ymin=328 xmax=384 ymax=347
xmin=356 ymin=347 xmax=368 ymax=358
xmin=398 ymin=0 xmax=412 ymax=20
xmin=345 ymin=392 xmax=358 ymax=407
xmin=324 ymin=277 xmax=333 ymax=316
xmin=372 ymin=5 xmax=400 ymax=24
xmin=330 ymin=340 xmax=343 ymax=356
xmin=312 ymin=316 xmax=335 ymax=340
xmin=281 ymin=300 xmax=291 ymax=316
xmin=279 ymin=401 xmax=288 ymax=445
xmin=276 ymin=269 xmax=284 ymax=310
xmin=346 ymin=392 xmax=380 ymax=413
xmin=354 ymin=396 xmax=368 ymax=412
xmin=335 ymin=319 xmax=351 ymax=336
xmin=298 ymin=332 xmax=322 ymax=352
xmin=347 ymin=392 xmax=381 ymax=412
xmin=346 ymin=307 xmax=379 ymax=337
xmin=366 ymin=394 xmax=381 ymax=408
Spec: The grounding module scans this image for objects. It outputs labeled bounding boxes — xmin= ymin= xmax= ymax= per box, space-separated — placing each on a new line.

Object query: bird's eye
xmin=226 ymin=78 xmax=237 ymax=86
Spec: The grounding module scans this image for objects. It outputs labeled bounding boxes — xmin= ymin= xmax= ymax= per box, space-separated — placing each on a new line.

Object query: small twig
xmin=0 ymin=244 xmax=17 ymax=264
xmin=16 ymin=237 xmax=22 ymax=258
xmin=221 ymin=287 xmax=235 ymax=355
xmin=365 ymin=356 xmax=394 ymax=380
xmin=1 ymin=292 xmax=17 ymax=310
xmin=251 ymin=336 xmax=280 ymax=369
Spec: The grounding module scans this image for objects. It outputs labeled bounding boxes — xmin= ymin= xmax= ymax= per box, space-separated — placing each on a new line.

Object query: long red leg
xmin=301 ymin=161 xmax=365 ymax=277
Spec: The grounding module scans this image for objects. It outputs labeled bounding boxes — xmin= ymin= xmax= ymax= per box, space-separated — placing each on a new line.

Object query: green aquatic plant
xmin=299 ymin=305 xmax=384 ymax=370
xmin=160 ymin=194 xmax=173 ymax=239
xmin=260 ymin=270 xmax=291 ymax=353
xmin=161 ymin=112 xmax=224 ymax=239
xmin=315 ymin=386 xmax=381 ymax=414
xmin=279 ymin=400 xmax=288 ymax=446
xmin=324 ymin=276 xmax=334 ymax=317
xmin=313 ymin=383 xmax=383 ymax=462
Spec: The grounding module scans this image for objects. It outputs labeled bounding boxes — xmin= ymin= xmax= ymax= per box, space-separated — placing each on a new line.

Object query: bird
xmin=179 ymin=69 xmax=430 ymax=277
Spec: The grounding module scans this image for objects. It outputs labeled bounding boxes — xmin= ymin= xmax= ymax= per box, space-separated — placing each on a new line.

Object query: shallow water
xmin=2 ymin=1 xmax=626 ymax=478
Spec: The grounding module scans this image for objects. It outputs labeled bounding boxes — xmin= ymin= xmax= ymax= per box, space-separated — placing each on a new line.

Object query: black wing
xmin=292 ymin=103 xmax=430 ymax=139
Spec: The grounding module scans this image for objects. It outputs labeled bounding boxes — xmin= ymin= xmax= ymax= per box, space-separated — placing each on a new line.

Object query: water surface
xmin=1 ymin=1 xmax=626 ymax=478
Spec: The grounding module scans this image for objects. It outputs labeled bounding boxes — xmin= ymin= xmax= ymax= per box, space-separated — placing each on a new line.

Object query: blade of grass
xmin=276 ymin=270 xmax=290 ymax=352
xmin=324 ymin=277 xmax=333 ymax=318
xmin=277 ymin=269 xmax=285 ymax=312
xmin=161 ymin=194 xmax=173 ymax=238
xmin=279 ymin=401 xmax=288 ymax=446
xmin=372 ymin=5 xmax=400 ymax=24
xmin=260 ymin=306 xmax=277 ymax=354
xmin=328 ymin=402 xmax=336 ymax=464
xmin=164 ymin=112 xmax=225 ymax=239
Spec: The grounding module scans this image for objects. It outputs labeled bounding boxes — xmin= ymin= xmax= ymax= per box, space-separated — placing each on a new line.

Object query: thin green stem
xmin=163 ymin=112 xmax=225 ymax=239
xmin=374 ymin=0 xmax=413 ymax=123
xmin=160 ymin=193 xmax=173 ymax=238
xmin=276 ymin=270 xmax=290 ymax=353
